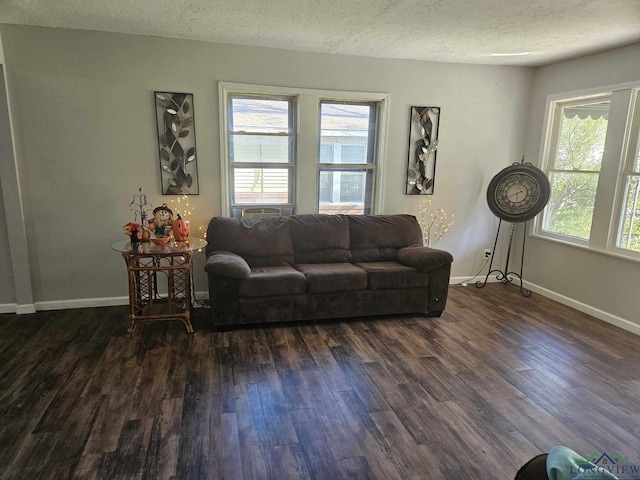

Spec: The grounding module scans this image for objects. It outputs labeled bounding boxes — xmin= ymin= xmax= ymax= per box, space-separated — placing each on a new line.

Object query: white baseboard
xmin=450 ymin=275 xmax=500 ymax=285
xmin=194 ymin=290 xmax=208 ymax=301
xmin=523 ymin=281 xmax=640 ymax=336
xmin=17 ymin=304 xmax=36 ymax=314
xmin=34 ymin=296 xmax=129 ymax=311
xmin=0 ymin=303 xmax=17 ymax=314
xmin=31 ymin=291 xmax=210 ymax=312
xmin=0 ymin=303 xmax=37 ymax=314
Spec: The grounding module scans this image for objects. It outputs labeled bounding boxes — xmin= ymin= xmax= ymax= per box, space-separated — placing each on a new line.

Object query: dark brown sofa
xmin=204 ymin=214 xmax=453 ymax=329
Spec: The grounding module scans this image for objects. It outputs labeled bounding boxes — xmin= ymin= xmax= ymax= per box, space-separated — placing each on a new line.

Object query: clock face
xmin=487 ymin=164 xmax=550 ymax=222
xmin=495 ymin=172 xmax=540 ymax=214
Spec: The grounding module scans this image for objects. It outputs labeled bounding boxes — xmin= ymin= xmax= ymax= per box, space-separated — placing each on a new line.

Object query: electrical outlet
xmin=483 ymin=248 xmax=492 ymax=259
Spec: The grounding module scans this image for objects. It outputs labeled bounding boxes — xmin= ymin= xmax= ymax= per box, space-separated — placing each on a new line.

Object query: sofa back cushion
xmin=290 ymin=214 xmax=352 ymax=264
xmin=348 ymin=214 xmax=423 ymax=262
xmin=206 ymin=216 xmax=294 ymax=267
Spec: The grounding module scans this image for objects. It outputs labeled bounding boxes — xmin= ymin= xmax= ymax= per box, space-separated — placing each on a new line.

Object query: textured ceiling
xmin=1 ymin=0 xmax=639 ymax=66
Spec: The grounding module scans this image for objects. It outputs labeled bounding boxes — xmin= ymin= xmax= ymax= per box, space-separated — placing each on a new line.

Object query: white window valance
xmin=563 ymin=103 xmax=609 ymax=120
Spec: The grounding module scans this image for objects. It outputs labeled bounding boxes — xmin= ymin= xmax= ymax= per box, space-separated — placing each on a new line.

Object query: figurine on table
xmin=149 ymin=203 xmax=173 ymax=238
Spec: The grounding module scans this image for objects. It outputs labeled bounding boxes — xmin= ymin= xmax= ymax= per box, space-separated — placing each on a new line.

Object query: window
xmin=318 ymin=170 xmax=333 ymax=203
xmin=543 ymin=97 xmax=610 ymax=240
xmin=226 ymin=95 xmax=295 ymax=217
xmin=220 ymin=83 xmax=387 ymax=217
xmin=318 ymin=101 xmax=377 ymax=215
xmin=537 ymin=86 xmax=640 ymax=259
xmin=341 ymin=145 xmax=366 ymax=163
xmin=617 ymin=98 xmax=640 ymax=252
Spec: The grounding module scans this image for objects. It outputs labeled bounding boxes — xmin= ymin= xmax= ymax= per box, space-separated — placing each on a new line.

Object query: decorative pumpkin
xmin=172 ymin=214 xmax=190 ymax=241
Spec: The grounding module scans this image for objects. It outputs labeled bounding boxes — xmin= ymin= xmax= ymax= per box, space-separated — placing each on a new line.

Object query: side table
xmin=112 ymin=237 xmax=207 ymax=337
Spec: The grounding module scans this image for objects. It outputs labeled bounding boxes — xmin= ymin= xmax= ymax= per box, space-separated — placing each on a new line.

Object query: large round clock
xmin=486 ymin=163 xmax=551 ymax=223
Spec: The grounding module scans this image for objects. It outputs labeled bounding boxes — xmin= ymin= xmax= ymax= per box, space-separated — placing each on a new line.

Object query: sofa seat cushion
xmin=354 ymin=261 xmax=428 ymax=290
xmin=295 ymin=263 xmax=367 ymax=293
xmin=238 ymin=266 xmax=307 ymax=297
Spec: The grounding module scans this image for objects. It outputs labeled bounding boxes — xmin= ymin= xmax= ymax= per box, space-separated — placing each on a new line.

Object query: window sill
xmin=530 ymin=233 xmax=640 ymax=265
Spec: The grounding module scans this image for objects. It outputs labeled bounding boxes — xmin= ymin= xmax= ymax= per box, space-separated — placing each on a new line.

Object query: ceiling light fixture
xmin=491 ymin=52 xmax=533 ymax=57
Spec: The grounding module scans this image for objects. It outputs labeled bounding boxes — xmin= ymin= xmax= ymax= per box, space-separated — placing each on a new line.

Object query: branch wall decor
xmin=406 ymin=106 xmax=440 ymax=195
xmin=154 ymin=92 xmax=199 ymax=195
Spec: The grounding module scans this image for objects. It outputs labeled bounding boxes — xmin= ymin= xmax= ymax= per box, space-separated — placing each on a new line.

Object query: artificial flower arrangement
xmin=124 ymin=221 xmax=143 ymax=247
xmin=124 ymin=188 xmax=154 ymax=243
xmin=124 ymin=222 xmax=142 ymax=238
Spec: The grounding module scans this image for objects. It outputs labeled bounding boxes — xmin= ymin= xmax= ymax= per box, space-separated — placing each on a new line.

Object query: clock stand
xmin=477 ymin=159 xmax=551 ymax=298
xmin=475 ymin=220 xmax=531 ymax=297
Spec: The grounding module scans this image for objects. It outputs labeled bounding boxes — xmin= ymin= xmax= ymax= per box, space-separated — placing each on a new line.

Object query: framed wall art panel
xmin=406 ymin=106 xmax=440 ymax=195
xmin=154 ymin=92 xmax=199 ymax=195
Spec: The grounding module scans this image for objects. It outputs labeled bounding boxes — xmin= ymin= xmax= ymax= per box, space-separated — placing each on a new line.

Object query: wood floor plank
xmin=72 ymin=452 xmax=103 ymax=480
xmin=41 ymin=393 xmax=104 ymax=479
xmin=492 ymin=396 xmax=594 ymax=454
xmin=175 ymin=434 xmax=211 ymax=480
xmin=1 ymin=283 xmax=640 ymax=479
xmin=299 ymin=369 xmax=363 ymax=461
xmin=333 ymin=390 xmax=405 ymax=480
xmin=139 ymin=397 xmax=183 ymax=480
xmin=369 ymin=408 xmax=444 ymax=479
xmin=336 ymin=456 xmax=374 ymax=480
xmin=302 ymin=332 xmax=352 ymax=393
xmin=234 ymin=383 xmax=265 ymax=448
xmin=3 ymin=431 xmax=59 ymax=480
xmin=329 ymin=349 xmax=391 ymax=413
xmin=210 ymin=412 xmax=243 ymax=480
xmin=100 ymin=417 xmax=154 ymax=480
xmin=239 ymin=444 xmax=269 ymax=480
xmin=264 ymin=443 xmax=310 ymax=480
xmin=290 ymin=408 xmax=344 ymax=480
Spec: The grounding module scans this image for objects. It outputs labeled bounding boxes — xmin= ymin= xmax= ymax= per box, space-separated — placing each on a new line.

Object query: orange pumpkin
xmin=172 ymin=214 xmax=190 ymax=241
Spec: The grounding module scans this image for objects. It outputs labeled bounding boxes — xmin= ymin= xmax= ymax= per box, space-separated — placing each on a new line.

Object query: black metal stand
xmin=475 ymin=220 xmax=531 ymax=297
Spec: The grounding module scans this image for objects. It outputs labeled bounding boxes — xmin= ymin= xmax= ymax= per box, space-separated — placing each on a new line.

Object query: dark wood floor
xmin=1 ymin=284 xmax=640 ymax=480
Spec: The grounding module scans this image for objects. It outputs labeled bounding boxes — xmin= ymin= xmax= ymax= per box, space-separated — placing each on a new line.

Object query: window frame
xmin=611 ymin=92 xmax=640 ymax=257
xmin=317 ymin=99 xmax=379 ymax=215
xmin=227 ymin=94 xmax=296 ymax=210
xmin=219 ymin=82 xmax=388 ymax=216
xmin=540 ymin=93 xmax=612 ymax=246
xmin=534 ymin=82 xmax=640 ymax=261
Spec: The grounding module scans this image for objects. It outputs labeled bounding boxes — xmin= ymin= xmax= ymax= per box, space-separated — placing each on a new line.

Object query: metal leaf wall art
xmin=155 ymin=92 xmax=199 ymax=195
xmin=406 ymin=106 xmax=440 ymax=195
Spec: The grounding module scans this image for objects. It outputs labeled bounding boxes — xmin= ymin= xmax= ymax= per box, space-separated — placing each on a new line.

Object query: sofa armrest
xmin=396 ymin=245 xmax=453 ymax=272
xmin=204 ymin=251 xmax=251 ymax=279
xmin=398 ymin=245 xmax=453 ymax=316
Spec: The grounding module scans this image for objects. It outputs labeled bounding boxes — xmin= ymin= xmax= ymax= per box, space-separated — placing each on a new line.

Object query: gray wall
xmin=1 ymin=39 xmax=33 ymax=312
xmin=0 ymin=180 xmax=16 ymax=306
xmin=0 ymin=33 xmax=16 ymax=307
xmin=0 ymin=25 xmax=534 ymax=307
xmin=523 ymin=42 xmax=640 ymax=330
